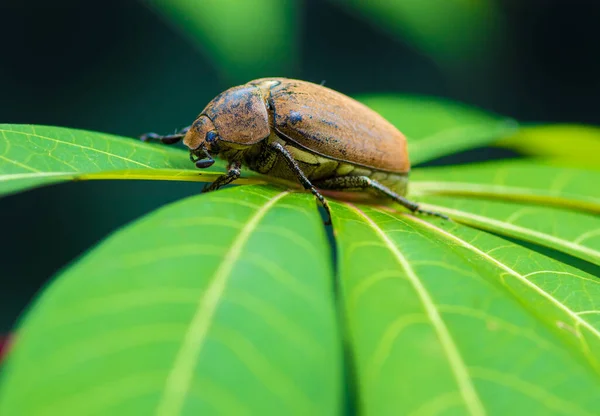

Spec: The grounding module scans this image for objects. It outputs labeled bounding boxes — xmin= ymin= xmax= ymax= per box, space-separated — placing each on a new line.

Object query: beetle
xmin=141 ymin=77 xmax=447 ymax=222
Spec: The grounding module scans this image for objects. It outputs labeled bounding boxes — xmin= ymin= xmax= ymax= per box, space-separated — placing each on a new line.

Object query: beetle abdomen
xmin=267 ymin=79 xmax=410 ymax=174
xmin=247 ymin=139 xmax=408 ymax=196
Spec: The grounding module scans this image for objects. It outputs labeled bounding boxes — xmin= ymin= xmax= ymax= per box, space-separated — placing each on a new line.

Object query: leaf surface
xmin=0 ymin=124 xmax=228 ymax=197
xmin=411 ymin=161 xmax=600 ymax=213
xmin=420 ymin=195 xmax=600 ymax=266
xmin=331 ymin=202 xmax=600 ymax=415
xmin=409 ymin=161 xmax=600 ymax=265
xmin=0 ymin=185 xmax=342 ymax=415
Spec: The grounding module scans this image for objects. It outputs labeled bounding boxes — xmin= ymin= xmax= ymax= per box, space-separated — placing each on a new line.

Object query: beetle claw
xmin=415 ymin=207 xmax=450 ymax=221
xmin=139 ymin=132 xmax=160 ymax=142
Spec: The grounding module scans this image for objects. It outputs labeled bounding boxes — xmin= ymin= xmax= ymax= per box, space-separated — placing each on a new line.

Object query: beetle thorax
xmin=213 ymin=138 xmax=255 ymax=163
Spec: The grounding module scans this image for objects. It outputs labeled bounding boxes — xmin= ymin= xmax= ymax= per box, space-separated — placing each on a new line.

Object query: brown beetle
xmin=141 ymin=78 xmax=446 ymax=222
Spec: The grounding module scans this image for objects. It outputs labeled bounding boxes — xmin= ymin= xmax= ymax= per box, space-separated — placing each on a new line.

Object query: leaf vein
xmin=346 ymin=203 xmax=486 ymax=416
xmin=155 ymin=190 xmax=289 ymax=416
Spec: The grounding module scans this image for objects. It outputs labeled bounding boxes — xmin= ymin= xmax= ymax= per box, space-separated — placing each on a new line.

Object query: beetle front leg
xmin=315 ymin=176 xmax=449 ymax=220
xmin=139 ymin=125 xmax=191 ymax=145
xmin=202 ymin=161 xmax=241 ymax=193
xmin=269 ymin=142 xmax=332 ymax=224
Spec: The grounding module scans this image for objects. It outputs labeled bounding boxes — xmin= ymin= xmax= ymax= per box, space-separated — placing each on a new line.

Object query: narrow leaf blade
xmin=411 ymin=161 xmax=600 ymax=213
xmin=494 ymin=124 xmax=600 ymax=170
xmin=0 ymin=124 xmax=227 ymax=197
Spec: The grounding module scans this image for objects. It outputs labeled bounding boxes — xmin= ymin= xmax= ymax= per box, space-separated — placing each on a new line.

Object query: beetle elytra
xmin=141 ymin=77 xmax=447 ymax=222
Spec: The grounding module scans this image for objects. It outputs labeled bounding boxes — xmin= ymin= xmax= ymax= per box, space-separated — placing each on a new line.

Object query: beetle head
xmin=183 ymin=115 xmax=220 ymax=169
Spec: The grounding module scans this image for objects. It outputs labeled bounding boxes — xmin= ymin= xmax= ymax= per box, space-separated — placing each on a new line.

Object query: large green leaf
xmin=1 ymin=119 xmax=599 ymax=415
xmin=356 ymin=95 xmax=517 ymax=165
xmin=328 ymin=0 xmax=502 ymax=64
xmin=145 ymin=0 xmax=298 ymax=83
xmin=331 ymin=202 xmax=600 ymax=415
xmin=0 ymin=124 xmax=229 ymax=197
xmin=0 ymin=185 xmax=342 ymax=415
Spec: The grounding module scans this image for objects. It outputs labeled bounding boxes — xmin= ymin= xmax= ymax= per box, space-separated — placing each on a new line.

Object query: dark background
xmin=1 ymin=0 xmax=599 ymax=332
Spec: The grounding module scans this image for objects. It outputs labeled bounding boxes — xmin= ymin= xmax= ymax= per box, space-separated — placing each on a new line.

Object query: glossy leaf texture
xmin=494 ymin=124 xmax=600 ymax=170
xmin=1 ymin=115 xmax=600 ymax=415
xmin=331 ymin=202 xmax=600 ymax=415
xmin=0 ymin=186 xmax=342 ymax=415
xmin=0 ymin=124 xmax=229 ymax=197
xmin=355 ymin=95 xmax=518 ymax=165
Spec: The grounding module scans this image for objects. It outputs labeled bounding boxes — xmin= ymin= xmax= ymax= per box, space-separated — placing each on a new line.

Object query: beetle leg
xmin=269 ymin=142 xmax=332 ymax=224
xmin=139 ymin=125 xmax=191 ymax=144
xmin=252 ymin=141 xmax=278 ymax=174
xmin=202 ymin=161 xmax=242 ymax=193
xmin=315 ymin=176 xmax=449 ymax=220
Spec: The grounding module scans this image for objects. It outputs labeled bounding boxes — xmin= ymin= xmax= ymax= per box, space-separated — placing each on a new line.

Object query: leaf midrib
xmin=346 ymin=203 xmax=487 ymax=416
xmin=155 ymin=190 xmax=290 ymax=416
xmin=402 ymin=213 xmax=600 ymax=373
xmin=421 ymin=203 xmax=600 ymax=265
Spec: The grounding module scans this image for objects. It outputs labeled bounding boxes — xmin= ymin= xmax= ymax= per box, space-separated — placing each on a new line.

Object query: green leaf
xmin=409 ymin=161 xmax=600 ymax=264
xmin=411 ymin=161 xmax=600 ymax=214
xmin=355 ymin=95 xmax=518 ymax=165
xmin=328 ymin=0 xmax=503 ymax=64
xmin=0 ymin=185 xmax=342 ymax=415
xmin=0 ymin=124 xmax=231 ymax=197
xmin=2 ymin=117 xmax=599 ymax=415
xmin=494 ymin=124 xmax=600 ymax=170
xmin=145 ymin=0 xmax=298 ymax=83
xmin=419 ymin=195 xmax=600 ymax=266
xmin=331 ymin=202 xmax=600 ymax=415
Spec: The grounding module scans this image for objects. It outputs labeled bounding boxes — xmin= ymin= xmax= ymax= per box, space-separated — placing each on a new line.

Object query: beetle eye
xmin=206 ymin=131 xmax=218 ymax=143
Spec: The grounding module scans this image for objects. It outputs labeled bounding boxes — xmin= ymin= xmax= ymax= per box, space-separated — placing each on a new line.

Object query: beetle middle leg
xmin=315 ymin=176 xmax=449 ymax=220
xmin=269 ymin=142 xmax=332 ymax=224
xmin=202 ymin=160 xmax=241 ymax=193
xmin=139 ymin=125 xmax=191 ymax=144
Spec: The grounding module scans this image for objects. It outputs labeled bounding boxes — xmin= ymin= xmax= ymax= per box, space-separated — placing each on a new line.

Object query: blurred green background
xmin=1 ymin=0 xmax=599 ymax=332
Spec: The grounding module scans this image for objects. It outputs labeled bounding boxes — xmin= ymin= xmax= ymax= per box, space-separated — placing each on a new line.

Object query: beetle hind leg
xmin=269 ymin=142 xmax=332 ymax=224
xmin=315 ymin=176 xmax=449 ymax=220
